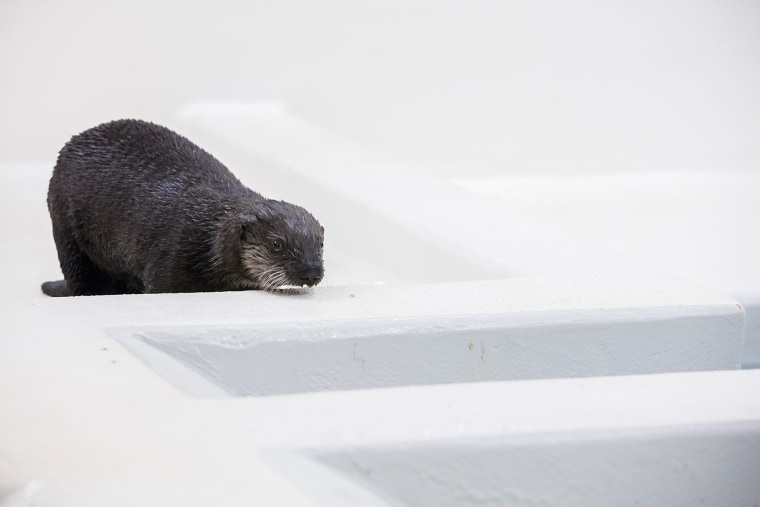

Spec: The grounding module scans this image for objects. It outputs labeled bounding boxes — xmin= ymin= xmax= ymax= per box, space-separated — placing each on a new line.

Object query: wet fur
xmin=43 ymin=119 xmax=324 ymax=296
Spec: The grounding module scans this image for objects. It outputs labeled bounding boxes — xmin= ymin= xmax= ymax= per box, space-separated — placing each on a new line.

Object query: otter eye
xmin=272 ymin=239 xmax=282 ymax=252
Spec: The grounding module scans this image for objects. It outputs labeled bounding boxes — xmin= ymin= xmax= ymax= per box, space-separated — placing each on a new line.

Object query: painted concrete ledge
xmin=1 ymin=369 xmax=759 ymax=506
xmin=111 ymin=296 xmax=744 ymax=398
xmin=0 ymin=280 xmax=748 ymax=505
xmin=176 ymin=102 xmax=760 ymax=366
xmin=0 ymin=106 xmax=755 ymax=506
xmin=0 ymin=160 xmax=746 ymax=397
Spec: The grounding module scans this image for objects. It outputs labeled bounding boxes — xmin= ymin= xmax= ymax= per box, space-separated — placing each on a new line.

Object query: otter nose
xmin=298 ymin=263 xmax=324 ymax=286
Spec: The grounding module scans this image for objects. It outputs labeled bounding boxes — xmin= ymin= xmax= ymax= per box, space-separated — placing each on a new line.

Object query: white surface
xmin=114 ymin=300 xmax=743 ymax=397
xmin=318 ymin=422 xmax=760 ymax=507
xmin=178 ymin=104 xmax=759 ymax=365
xmin=0 ymin=140 xmax=755 ymax=505
xmin=2 ymin=1 xmax=759 ymax=502
xmin=736 ymin=290 xmax=760 ymax=368
xmin=2 ymin=1 xmax=760 ymax=176
xmin=455 ymin=171 xmax=760 ymax=364
xmin=455 ymin=171 xmax=760 ymax=296
xmin=2 ymin=357 xmax=759 ymax=506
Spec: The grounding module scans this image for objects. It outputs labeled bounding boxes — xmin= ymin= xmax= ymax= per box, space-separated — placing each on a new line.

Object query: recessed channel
xmin=313 ymin=423 xmax=760 ymax=507
xmin=109 ymin=309 xmax=735 ymax=398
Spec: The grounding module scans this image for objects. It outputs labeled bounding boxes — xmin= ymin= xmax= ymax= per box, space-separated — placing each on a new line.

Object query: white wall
xmin=2 ymin=0 xmax=759 ymax=175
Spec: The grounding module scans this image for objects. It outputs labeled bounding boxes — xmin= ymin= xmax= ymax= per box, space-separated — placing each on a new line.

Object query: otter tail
xmin=42 ymin=280 xmax=71 ymax=297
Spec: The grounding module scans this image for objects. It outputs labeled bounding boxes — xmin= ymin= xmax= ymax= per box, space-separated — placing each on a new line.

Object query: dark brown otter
xmin=42 ymin=119 xmax=324 ymax=297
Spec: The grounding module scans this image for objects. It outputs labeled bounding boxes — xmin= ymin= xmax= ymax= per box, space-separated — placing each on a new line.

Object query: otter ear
xmin=239 ymin=214 xmax=257 ymax=242
xmin=253 ymin=206 xmax=273 ymax=222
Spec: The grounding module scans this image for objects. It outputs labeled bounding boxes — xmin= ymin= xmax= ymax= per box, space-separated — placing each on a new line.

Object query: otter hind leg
xmin=41 ymin=280 xmax=71 ymax=297
xmin=49 ymin=236 xmax=131 ymax=296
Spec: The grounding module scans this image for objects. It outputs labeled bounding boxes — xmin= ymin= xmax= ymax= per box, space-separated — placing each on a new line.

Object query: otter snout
xmin=297 ymin=261 xmax=324 ymax=287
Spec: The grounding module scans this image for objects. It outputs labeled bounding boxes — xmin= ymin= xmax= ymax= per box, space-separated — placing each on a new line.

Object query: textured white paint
xmin=3 ymin=1 xmax=760 ymax=177
xmin=454 ymin=171 xmax=760 ymax=296
xmin=1 ymin=106 xmax=757 ymax=505
xmin=179 ymin=103 xmax=605 ymax=279
xmin=318 ymin=423 xmax=760 ymax=507
xmin=178 ymin=104 xmax=759 ymax=366
xmin=736 ymin=290 xmax=760 ymax=368
xmin=3 ymin=367 xmax=757 ymax=506
xmin=2 ymin=0 xmax=758 ymax=500
xmin=112 ymin=303 xmax=743 ymax=397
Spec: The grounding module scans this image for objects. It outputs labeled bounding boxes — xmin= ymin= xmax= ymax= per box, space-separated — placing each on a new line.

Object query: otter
xmin=41 ymin=119 xmax=324 ymax=297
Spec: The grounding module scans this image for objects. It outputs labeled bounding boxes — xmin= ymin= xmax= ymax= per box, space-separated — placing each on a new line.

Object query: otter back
xmin=43 ymin=119 xmax=324 ymax=296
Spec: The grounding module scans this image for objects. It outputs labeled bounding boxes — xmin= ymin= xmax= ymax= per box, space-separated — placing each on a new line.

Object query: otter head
xmin=238 ymin=200 xmax=324 ymax=290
